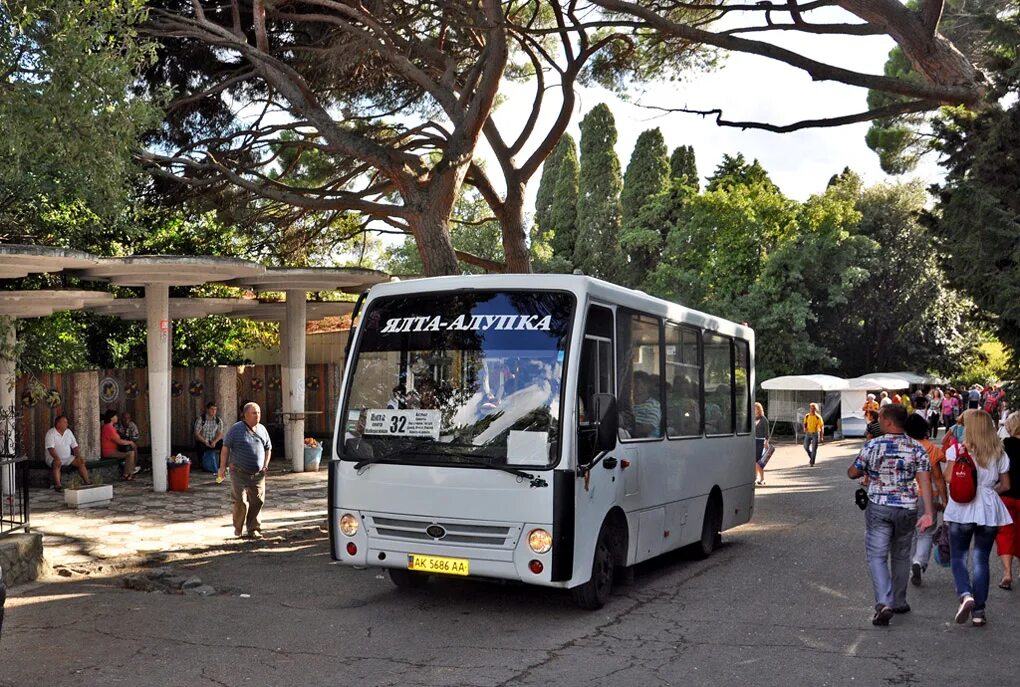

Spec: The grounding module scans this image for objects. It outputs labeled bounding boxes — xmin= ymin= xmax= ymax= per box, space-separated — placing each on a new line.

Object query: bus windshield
xmin=340 ymin=290 xmax=574 ymax=469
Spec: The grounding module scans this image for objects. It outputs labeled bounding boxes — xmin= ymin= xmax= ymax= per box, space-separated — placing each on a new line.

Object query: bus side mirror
xmin=593 ymin=393 xmax=618 ymax=452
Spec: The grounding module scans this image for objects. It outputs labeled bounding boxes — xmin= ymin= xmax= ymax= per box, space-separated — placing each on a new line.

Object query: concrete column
xmin=146 ymin=284 xmax=170 ymax=492
xmin=210 ymin=366 xmax=237 ymax=429
xmin=70 ymin=371 xmax=99 ymax=461
xmin=1 ymin=318 xmax=14 ymax=495
xmin=284 ymin=291 xmax=307 ymax=472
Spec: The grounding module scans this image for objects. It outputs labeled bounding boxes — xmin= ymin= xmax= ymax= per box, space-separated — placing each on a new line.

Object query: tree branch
xmin=455 ymin=250 xmax=506 ymax=273
xmin=592 ymin=0 xmax=982 ymax=105
xmin=637 ymin=99 xmax=938 ymax=133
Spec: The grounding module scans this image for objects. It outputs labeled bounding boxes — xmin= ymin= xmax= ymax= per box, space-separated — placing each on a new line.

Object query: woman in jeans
xmin=996 ymin=411 xmax=1020 ymax=589
xmin=942 ymin=409 xmax=1013 ymax=626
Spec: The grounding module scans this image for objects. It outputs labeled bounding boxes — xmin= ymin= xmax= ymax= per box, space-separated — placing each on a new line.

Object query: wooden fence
xmin=18 ymin=364 xmax=342 ymax=461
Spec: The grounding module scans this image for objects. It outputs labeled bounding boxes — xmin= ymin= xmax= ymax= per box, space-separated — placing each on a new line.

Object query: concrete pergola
xmin=75 ymin=257 xmax=267 ymax=491
xmin=1 ymin=247 xmax=389 ymax=491
xmin=0 ymin=290 xmax=116 ymax=460
xmin=226 ymin=268 xmax=387 ymax=471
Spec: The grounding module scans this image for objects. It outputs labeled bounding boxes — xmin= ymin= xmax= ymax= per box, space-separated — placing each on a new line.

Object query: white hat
xmin=867 ymin=393 xmax=876 ymax=400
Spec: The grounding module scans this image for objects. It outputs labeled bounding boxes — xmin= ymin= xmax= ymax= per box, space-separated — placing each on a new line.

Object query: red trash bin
xmin=168 ymin=462 xmax=191 ymax=491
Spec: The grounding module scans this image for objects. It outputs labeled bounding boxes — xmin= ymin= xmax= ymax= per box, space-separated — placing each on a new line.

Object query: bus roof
xmin=366 ymin=274 xmax=754 ymax=342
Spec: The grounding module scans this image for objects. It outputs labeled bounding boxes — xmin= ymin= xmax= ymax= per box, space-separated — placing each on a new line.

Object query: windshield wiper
xmin=423 ymin=449 xmax=549 ymax=488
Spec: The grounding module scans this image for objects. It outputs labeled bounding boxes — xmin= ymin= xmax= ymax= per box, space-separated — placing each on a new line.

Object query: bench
xmin=27 ymin=458 xmax=125 ymax=489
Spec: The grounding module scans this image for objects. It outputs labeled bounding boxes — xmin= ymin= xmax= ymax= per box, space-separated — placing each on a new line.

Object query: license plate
xmin=407 ymin=554 xmax=470 ymax=576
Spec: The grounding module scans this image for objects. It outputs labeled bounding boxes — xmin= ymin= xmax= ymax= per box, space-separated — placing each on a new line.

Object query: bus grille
xmin=366 ymin=514 xmax=519 ymax=549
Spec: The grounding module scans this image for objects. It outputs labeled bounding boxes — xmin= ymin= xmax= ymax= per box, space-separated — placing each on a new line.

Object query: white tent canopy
xmin=760 ymin=374 xmax=849 ymax=391
xmin=845 ymin=374 xmax=911 ymax=391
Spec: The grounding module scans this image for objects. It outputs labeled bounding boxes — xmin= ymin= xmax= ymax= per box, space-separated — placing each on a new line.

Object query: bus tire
xmin=694 ymin=493 xmax=723 ymax=559
xmin=388 ymin=568 xmax=430 ymax=589
xmin=571 ymin=525 xmax=615 ymax=610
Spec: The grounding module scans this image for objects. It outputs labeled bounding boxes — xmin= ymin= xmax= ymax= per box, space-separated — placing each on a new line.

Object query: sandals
xmin=999 ymin=577 xmax=1012 ymax=590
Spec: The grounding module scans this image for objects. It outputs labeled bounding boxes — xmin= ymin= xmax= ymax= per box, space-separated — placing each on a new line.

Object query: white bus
xmin=329 ymin=275 xmax=755 ymax=608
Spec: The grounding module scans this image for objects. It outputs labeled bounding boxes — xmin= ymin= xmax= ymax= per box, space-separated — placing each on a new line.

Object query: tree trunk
xmin=410 ymin=209 xmax=460 ymax=277
xmin=499 ymin=182 xmax=533 ymax=274
xmin=409 ymin=165 xmax=468 ymax=277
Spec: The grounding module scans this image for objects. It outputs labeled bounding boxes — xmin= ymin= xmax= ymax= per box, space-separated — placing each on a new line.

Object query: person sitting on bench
xmin=101 ymin=409 xmax=138 ymax=481
xmin=44 ymin=415 xmax=90 ymax=492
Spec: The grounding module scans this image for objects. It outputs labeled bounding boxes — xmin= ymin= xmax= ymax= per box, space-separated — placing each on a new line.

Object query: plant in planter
xmin=64 ymin=473 xmax=113 ymax=509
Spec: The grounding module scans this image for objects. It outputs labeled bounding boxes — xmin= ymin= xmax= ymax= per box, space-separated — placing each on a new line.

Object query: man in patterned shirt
xmin=847 ymin=404 xmax=934 ymax=626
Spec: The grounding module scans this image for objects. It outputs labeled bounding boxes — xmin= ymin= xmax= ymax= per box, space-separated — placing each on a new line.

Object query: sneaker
xmin=972 ymin=611 xmax=986 ymax=627
xmin=955 ymin=595 xmax=975 ymax=624
xmin=234 ymin=528 xmax=243 ymax=538
xmin=872 ymin=606 xmax=894 ymax=626
xmin=248 ymin=530 xmax=263 ymax=540
xmin=910 ymin=562 xmax=922 ymax=586
xmin=892 ymin=604 xmax=911 ymax=614
xmin=132 ymin=465 xmax=142 ymax=474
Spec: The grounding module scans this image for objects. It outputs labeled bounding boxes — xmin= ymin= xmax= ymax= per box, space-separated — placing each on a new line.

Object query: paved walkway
xmin=29 ymin=465 xmax=328 ymax=570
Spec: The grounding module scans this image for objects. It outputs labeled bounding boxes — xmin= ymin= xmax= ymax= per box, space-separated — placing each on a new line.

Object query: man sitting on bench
xmin=44 ymin=415 xmax=90 ymax=492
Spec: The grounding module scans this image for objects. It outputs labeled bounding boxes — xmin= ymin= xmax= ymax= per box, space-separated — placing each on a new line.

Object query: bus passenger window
xmin=617 ymin=311 xmax=663 ymax=440
xmin=734 ymin=339 xmax=751 ymax=434
xmin=666 ymin=324 xmax=702 ymax=437
xmin=703 ymin=332 xmax=734 ymax=435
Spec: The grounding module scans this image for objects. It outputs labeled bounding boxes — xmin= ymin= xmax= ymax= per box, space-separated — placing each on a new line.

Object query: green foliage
xmin=929 ymin=99 xmax=1020 ymax=362
xmin=955 ymin=339 xmax=1012 ymax=388
xmin=575 ymin=105 xmax=624 ymax=280
xmin=0 ymin=0 xmax=162 ymax=236
xmin=669 ymin=145 xmax=699 ymax=190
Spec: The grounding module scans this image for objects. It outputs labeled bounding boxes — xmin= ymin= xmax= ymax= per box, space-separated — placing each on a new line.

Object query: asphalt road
xmin=3 ymin=439 xmax=1018 ymax=687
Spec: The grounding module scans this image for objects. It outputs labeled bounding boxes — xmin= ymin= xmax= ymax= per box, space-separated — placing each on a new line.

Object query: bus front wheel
xmin=388 ymin=568 xmax=430 ymax=589
xmin=571 ymin=525 xmax=615 ymax=610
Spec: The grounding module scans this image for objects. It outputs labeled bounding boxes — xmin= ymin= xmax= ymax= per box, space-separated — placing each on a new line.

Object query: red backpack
xmin=949 ymin=440 xmax=978 ymax=503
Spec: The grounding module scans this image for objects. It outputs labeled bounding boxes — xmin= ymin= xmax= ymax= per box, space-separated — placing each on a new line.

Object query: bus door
xmin=573 ymin=304 xmax=626 ymax=577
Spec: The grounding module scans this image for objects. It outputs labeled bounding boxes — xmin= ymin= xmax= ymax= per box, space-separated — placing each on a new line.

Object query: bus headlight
xmin=528 ymin=528 xmax=552 ymax=554
xmin=339 ymin=513 xmax=360 ymax=537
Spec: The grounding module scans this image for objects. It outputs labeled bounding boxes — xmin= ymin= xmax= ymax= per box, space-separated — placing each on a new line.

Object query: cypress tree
xmin=575 ymin=104 xmax=623 ymax=281
xmin=533 ymin=135 xmax=572 ymax=244
xmin=621 ymin=128 xmax=669 ymax=224
xmin=548 ymin=136 xmax=580 ymax=266
xmin=669 ymin=145 xmax=699 ymax=190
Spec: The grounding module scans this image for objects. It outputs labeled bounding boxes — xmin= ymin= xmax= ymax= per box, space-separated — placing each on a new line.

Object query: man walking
xmin=847 ymin=404 xmax=934 ymax=625
xmin=218 ymin=402 xmax=272 ymax=539
xmin=802 ymin=403 xmax=824 ymax=466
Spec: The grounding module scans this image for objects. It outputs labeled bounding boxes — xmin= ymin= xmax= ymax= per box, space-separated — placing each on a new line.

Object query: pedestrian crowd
xmin=843 ymin=384 xmax=1018 ymax=629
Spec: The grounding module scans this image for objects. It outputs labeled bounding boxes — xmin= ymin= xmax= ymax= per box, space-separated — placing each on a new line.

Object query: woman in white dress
xmin=943 ymin=409 xmax=1013 ymax=626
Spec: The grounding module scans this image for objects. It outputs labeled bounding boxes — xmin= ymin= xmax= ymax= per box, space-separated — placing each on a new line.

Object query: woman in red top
xmin=102 ymin=409 xmax=138 ymax=480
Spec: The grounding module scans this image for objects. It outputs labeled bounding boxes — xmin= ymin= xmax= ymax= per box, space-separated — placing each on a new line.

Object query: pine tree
xmin=669 ymin=145 xmax=699 ymax=190
xmin=575 ymin=104 xmax=623 ymax=281
xmin=706 ymin=153 xmax=777 ymax=192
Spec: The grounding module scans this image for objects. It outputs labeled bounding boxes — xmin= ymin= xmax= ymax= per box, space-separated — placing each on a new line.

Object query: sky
xmin=482 ymin=10 xmax=942 ymax=211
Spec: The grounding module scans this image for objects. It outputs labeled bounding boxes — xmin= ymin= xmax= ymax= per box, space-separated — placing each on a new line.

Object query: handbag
xmin=932 ymin=522 xmax=951 ymax=567
xmin=759 ymin=442 xmax=776 ymax=467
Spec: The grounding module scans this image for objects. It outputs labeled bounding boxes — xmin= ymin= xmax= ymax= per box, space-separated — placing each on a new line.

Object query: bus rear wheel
xmin=572 ymin=525 xmax=615 ymax=610
xmin=694 ymin=495 xmax=723 ymax=559
xmin=388 ymin=568 xmax=430 ymax=589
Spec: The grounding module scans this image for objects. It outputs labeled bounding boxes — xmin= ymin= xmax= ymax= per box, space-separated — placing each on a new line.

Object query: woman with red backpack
xmin=943 ymin=409 xmax=1013 ymax=626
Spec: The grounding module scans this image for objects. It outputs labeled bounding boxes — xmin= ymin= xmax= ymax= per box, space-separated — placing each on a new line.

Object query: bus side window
xmin=617 ymin=310 xmax=663 ymax=440
xmin=666 ymin=324 xmax=703 ymax=437
xmin=704 ymin=332 xmax=734 ymax=435
xmin=734 ymin=339 xmax=751 ymax=434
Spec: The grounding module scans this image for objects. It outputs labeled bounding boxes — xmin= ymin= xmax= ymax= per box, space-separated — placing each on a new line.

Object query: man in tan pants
xmin=218 ymin=402 xmax=272 ymax=539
